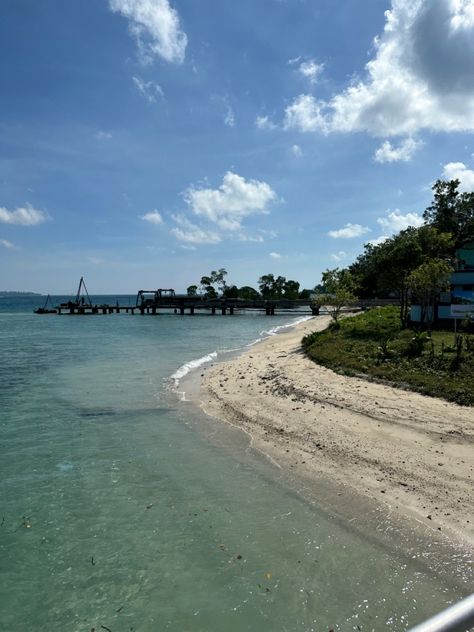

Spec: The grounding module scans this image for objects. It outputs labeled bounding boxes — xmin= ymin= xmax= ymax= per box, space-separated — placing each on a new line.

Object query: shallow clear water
xmin=0 ymin=297 xmax=469 ymax=631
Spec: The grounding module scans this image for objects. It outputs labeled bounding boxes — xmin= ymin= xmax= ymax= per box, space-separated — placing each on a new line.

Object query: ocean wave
xmin=170 ymin=314 xmax=315 ymax=390
xmin=170 ymin=350 xmax=218 ymax=386
xmin=259 ymin=314 xmax=313 ymax=338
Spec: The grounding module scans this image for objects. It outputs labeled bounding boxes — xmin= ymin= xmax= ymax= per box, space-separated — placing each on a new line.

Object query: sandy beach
xmin=200 ymin=315 xmax=474 ymax=554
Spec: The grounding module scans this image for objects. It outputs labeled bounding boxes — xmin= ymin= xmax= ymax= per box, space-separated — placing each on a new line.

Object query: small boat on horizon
xmin=34 ymin=294 xmax=57 ymax=314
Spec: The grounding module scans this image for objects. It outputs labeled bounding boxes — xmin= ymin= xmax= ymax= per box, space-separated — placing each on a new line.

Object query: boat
xmin=34 ymin=294 xmax=57 ymax=314
xmin=58 ymin=276 xmax=93 ymax=311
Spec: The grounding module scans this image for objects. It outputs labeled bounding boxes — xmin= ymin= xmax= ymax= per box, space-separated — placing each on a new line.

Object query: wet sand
xmin=199 ymin=316 xmax=474 ymax=553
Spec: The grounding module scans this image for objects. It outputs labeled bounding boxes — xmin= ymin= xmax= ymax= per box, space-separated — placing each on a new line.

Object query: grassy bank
xmin=303 ymin=306 xmax=474 ymax=406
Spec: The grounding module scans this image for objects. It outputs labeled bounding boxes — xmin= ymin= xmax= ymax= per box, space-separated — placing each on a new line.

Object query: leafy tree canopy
xmin=423 ymin=179 xmax=474 ymax=248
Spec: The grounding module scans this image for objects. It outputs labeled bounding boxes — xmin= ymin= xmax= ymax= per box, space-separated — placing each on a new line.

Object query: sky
xmin=1 ymin=0 xmax=474 ymax=294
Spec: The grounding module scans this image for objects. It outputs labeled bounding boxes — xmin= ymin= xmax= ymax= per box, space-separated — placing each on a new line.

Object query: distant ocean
xmin=0 ymin=295 xmax=465 ymax=631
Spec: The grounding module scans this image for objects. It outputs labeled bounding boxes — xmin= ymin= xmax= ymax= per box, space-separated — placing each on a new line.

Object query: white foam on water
xmin=170 ymin=350 xmax=218 ymax=387
xmin=259 ymin=314 xmax=313 ymax=338
xmin=169 ymin=314 xmax=315 ymax=392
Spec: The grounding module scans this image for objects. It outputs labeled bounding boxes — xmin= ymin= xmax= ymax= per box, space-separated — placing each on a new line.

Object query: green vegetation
xmin=303 ymin=306 xmax=474 ymax=406
xmin=187 ymin=268 xmax=310 ymax=300
xmin=312 ymin=268 xmax=356 ymax=326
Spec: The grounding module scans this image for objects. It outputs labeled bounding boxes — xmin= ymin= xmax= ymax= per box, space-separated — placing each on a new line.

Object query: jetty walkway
xmin=48 ymin=289 xmax=397 ymax=316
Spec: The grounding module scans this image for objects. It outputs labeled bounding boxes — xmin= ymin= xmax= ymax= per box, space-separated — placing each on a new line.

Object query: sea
xmin=0 ymin=295 xmax=471 ymax=632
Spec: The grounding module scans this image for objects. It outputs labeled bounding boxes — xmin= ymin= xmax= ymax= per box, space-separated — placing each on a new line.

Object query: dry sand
xmin=200 ymin=315 xmax=474 ymax=552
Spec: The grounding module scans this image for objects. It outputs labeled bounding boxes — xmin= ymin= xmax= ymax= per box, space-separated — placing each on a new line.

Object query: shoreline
xmin=192 ymin=315 xmax=474 ymax=582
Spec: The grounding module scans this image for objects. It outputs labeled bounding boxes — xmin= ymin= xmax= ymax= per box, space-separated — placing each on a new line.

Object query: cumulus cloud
xmin=133 ymin=76 xmax=164 ymax=102
xmin=170 ymin=214 xmax=221 ymax=244
xmin=367 ymin=235 xmax=390 ymax=246
xmin=0 ymin=204 xmax=49 ymax=226
xmin=284 ymin=94 xmax=328 ymax=133
xmin=0 ymin=238 xmax=15 ymax=249
xmin=377 ymin=209 xmax=424 ymax=232
xmin=140 ymin=210 xmax=163 ymax=224
xmin=168 ymin=172 xmax=277 ymax=245
xmin=184 ymin=171 xmax=277 ymax=231
xmin=108 ymin=0 xmax=187 ymax=64
xmin=298 ymin=59 xmax=324 ymax=84
xmin=269 ymin=251 xmax=282 ymax=259
xmin=374 ymin=137 xmax=422 ymax=163
xmin=284 ymin=1 xmax=474 ymax=138
xmin=328 ymin=223 xmax=371 ymax=239
xmin=442 ymin=161 xmax=474 ymax=191
xmin=255 ymin=115 xmax=277 ymax=131
xmin=330 ymin=250 xmax=347 ymax=262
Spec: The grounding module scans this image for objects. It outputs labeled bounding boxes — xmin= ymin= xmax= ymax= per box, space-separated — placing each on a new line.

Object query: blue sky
xmin=1 ymin=0 xmax=474 ymax=293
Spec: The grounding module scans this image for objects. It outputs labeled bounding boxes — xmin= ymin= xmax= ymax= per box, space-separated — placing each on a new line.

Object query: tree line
xmin=186 ymin=269 xmax=311 ymax=301
xmin=317 ymin=179 xmax=474 ymax=326
xmin=184 ymin=179 xmax=474 ymax=324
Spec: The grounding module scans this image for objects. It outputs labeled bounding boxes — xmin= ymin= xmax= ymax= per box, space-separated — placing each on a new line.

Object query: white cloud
xmin=284 ymin=94 xmax=328 ymax=133
xmin=330 ymin=250 xmax=347 ymax=262
xmin=376 ymin=209 xmax=424 ymax=232
xmin=442 ymin=161 xmax=474 ymax=191
xmin=367 ymin=235 xmax=390 ymax=246
xmin=108 ymin=0 xmax=187 ymax=64
xmin=284 ymin=1 xmax=474 ymax=137
xmin=374 ymin=137 xmax=422 ymax=163
xmin=328 ymin=223 xmax=371 ymax=239
xmin=269 ymin=251 xmax=282 ymax=259
xmin=95 ymin=131 xmax=113 ymax=140
xmin=255 ymin=115 xmax=277 ymax=131
xmin=224 ymin=106 xmax=235 ymax=128
xmin=140 ymin=210 xmax=163 ymax=224
xmin=238 ymin=233 xmax=264 ymax=243
xmin=133 ymin=76 xmax=164 ymax=103
xmin=0 ymin=204 xmax=49 ymax=226
xmin=170 ymin=214 xmax=221 ymax=244
xmin=0 ymin=238 xmax=15 ymax=249
xmin=291 ymin=144 xmax=303 ymax=157
xmin=184 ymin=171 xmax=277 ymax=231
xmin=298 ymin=59 xmax=324 ymax=84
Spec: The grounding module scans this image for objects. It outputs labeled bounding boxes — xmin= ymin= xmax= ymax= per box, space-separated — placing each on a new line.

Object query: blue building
xmin=411 ymin=241 xmax=474 ymax=322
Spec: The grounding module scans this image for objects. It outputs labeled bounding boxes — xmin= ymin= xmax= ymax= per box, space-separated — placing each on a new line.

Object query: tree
xmin=321 ymin=268 xmax=355 ymax=294
xmin=423 ymin=179 xmax=474 ymax=248
xmin=283 ymin=279 xmax=300 ymax=299
xmin=238 ymin=286 xmax=260 ymax=300
xmin=222 ymin=284 xmax=239 ymax=298
xmin=258 ymin=274 xmax=275 ymax=298
xmin=349 ymin=227 xmax=453 ymax=326
xmin=314 ymin=268 xmax=356 ymax=325
xmin=187 ymin=285 xmax=198 ymax=296
xmin=408 ymin=259 xmax=453 ymax=328
xmin=258 ymin=274 xmax=291 ymax=298
xmin=200 ymin=276 xmax=217 ymax=299
xmin=200 ymin=269 xmax=228 ymax=297
xmin=210 ymin=268 xmax=228 ymax=293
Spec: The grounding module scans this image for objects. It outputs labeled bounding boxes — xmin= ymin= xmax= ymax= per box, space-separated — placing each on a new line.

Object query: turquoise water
xmin=0 ymin=297 xmax=469 ymax=631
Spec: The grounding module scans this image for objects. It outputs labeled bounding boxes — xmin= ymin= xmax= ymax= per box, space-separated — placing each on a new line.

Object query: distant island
xmin=0 ymin=291 xmax=42 ymax=297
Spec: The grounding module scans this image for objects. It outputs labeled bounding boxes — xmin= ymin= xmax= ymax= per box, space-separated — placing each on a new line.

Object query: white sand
xmin=200 ymin=316 xmax=474 ymax=550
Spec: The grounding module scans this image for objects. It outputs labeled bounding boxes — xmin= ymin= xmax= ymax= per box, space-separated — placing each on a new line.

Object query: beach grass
xmin=303 ymin=306 xmax=474 ymax=406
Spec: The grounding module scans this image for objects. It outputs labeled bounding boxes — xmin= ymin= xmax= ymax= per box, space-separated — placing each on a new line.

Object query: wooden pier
xmin=46 ymin=289 xmax=321 ymax=316
xmin=36 ymin=280 xmax=396 ymax=316
xmin=56 ymin=303 xmax=137 ymax=315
